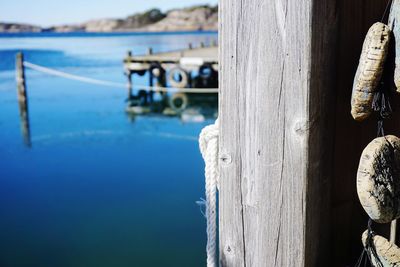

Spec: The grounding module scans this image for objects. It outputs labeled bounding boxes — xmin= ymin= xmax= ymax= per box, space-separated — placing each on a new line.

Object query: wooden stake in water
xmin=125 ymin=51 xmax=133 ymax=101
xmin=15 ymin=52 xmax=31 ymax=147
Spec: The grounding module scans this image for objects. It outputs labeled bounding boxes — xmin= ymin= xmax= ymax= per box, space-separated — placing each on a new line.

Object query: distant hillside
xmin=0 ymin=22 xmax=41 ymax=33
xmin=0 ymin=5 xmax=218 ymax=33
xmin=142 ymin=5 xmax=218 ymax=32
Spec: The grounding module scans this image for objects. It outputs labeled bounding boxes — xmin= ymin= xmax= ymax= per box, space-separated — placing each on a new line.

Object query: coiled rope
xmin=23 ymin=61 xmax=219 ymax=93
xmin=199 ymin=119 xmax=219 ymax=267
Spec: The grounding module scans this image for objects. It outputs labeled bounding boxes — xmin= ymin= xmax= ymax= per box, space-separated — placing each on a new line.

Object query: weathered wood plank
xmin=219 ymin=0 xmax=337 ymax=266
xmin=218 ymin=0 xmax=244 ymax=266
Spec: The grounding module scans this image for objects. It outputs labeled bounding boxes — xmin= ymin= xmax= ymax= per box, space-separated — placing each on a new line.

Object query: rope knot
xmin=199 ymin=119 xmax=219 ymax=157
xmin=199 ymin=118 xmax=220 ymax=187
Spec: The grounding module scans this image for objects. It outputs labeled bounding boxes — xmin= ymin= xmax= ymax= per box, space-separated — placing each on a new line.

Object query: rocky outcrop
xmin=75 ymin=9 xmax=166 ymax=32
xmin=121 ymin=8 xmax=166 ymax=30
xmin=83 ymin=19 xmax=123 ymax=32
xmin=0 ymin=22 xmax=41 ymax=33
xmin=143 ymin=6 xmax=218 ymax=32
xmin=0 ymin=5 xmax=218 ymax=33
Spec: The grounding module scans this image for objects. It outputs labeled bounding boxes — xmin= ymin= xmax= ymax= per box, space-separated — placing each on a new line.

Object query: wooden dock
xmin=124 ymin=46 xmax=218 ymax=66
xmin=123 ymin=42 xmax=218 ymax=116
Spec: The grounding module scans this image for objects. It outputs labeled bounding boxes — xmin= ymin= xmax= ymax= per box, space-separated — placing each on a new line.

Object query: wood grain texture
xmin=219 ymin=0 xmax=337 ymax=266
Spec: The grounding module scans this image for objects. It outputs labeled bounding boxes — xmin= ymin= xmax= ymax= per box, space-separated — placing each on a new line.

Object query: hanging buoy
xmin=169 ymin=92 xmax=189 ymax=112
xmin=357 ymin=135 xmax=400 ymax=223
xmin=389 ymin=0 xmax=400 ymax=93
xmin=351 ymin=22 xmax=391 ymax=121
xmin=362 ymin=230 xmax=400 ymax=266
xmin=168 ymin=67 xmax=189 ymax=88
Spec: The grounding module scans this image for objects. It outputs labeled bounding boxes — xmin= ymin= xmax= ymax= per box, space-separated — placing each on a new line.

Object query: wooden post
xmin=188 ymin=43 xmax=193 ymax=50
xmin=219 ymin=0 xmax=337 ymax=266
xmin=149 ymin=65 xmax=154 ymax=103
xmin=146 ymin=46 xmax=154 ymax=104
xmin=15 ymin=52 xmax=31 ymax=147
xmin=200 ymin=41 xmax=205 ymax=48
xmin=126 ymin=51 xmax=133 ymax=100
xmin=219 ymin=0 xmax=395 ymax=266
xmin=219 ymin=0 xmax=338 ymax=267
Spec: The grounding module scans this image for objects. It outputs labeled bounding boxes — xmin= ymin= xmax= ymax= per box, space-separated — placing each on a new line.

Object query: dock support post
xmin=125 ymin=51 xmax=133 ymax=101
xmin=15 ymin=52 xmax=31 ymax=147
xmin=219 ymin=0 xmax=338 ymax=266
xmin=148 ymin=65 xmax=154 ymax=103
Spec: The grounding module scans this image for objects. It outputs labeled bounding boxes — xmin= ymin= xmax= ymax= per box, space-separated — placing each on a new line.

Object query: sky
xmin=0 ymin=0 xmax=218 ymax=27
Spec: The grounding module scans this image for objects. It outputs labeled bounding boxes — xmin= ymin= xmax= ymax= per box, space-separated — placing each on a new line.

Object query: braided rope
xmin=199 ymin=119 xmax=219 ymax=267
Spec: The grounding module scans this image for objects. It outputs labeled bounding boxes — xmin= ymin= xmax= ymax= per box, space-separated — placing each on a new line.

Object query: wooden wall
xmin=219 ymin=0 xmax=398 ymax=266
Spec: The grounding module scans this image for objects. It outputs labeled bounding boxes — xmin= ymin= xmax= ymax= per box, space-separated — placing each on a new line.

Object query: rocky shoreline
xmin=0 ymin=5 xmax=218 ymax=33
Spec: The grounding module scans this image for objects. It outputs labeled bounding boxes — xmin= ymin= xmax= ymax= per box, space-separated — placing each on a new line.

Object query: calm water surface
xmin=0 ymin=32 xmax=217 ymax=267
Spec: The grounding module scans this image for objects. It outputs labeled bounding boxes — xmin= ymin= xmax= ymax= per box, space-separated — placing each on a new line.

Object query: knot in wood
xmin=220 ymin=153 xmax=232 ymax=165
xmin=293 ymin=120 xmax=309 ymax=136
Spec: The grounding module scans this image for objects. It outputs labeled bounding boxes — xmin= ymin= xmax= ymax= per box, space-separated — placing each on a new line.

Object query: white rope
xmin=199 ymin=119 xmax=219 ymax=267
xmin=24 ymin=61 xmax=127 ymax=89
xmin=23 ymin=61 xmax=219 ymax=93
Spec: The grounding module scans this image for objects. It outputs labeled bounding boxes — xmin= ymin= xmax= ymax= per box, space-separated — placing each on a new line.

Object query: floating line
xmin=23 ymin=61 xmax=219 ymax=93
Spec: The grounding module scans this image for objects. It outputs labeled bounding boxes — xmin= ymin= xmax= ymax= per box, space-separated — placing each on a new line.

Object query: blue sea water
xmin=0 ymin=31 xmax=217 ymax=267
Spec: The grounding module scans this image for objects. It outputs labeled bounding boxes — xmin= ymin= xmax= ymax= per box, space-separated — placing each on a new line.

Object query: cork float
xmin=351 ymin=22 xmax=391 ymax=121
xmin=362 ymin=230 xmax=400 ymax=266
xmin=357 ymin=135 xmax=400 ymax=223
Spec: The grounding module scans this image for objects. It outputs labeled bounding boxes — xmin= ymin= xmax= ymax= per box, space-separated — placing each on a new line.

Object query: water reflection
xmin=125 ymin=92 xmax=218 ymax=123
xmin=18 ymin=103 xmax=31 ymax=147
